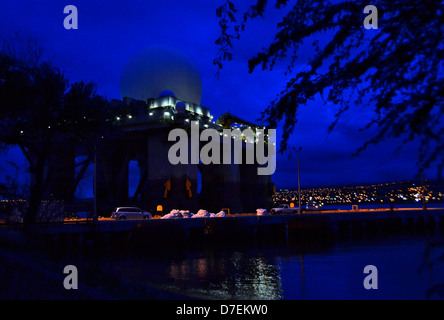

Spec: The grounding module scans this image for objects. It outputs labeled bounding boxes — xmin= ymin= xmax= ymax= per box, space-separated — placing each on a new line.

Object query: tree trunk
xmin=24 ymin=156 xmax=46 ymax=227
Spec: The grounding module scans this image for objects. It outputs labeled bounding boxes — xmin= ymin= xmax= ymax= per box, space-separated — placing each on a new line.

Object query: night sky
xmin=0 ymin=0 xmax=436 ymax=195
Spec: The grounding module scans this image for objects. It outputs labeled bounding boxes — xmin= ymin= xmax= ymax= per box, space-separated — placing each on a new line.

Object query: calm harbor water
xmin=85 ymin=233 xmax=444 ymax=300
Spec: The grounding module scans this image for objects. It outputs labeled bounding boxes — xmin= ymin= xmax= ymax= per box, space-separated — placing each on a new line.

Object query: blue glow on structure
xmin=159 ymin=90 xmax=175 ymax=98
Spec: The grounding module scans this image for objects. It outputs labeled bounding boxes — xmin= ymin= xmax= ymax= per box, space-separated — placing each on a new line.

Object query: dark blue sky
xmin=0 ymin=0 xmax=436 ymax=192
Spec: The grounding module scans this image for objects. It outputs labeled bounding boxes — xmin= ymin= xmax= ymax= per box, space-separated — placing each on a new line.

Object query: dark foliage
xmin=215 ymin=0 xmax=443 ymax=176
xmin=0 ymin=35 xmax=111 ymax=225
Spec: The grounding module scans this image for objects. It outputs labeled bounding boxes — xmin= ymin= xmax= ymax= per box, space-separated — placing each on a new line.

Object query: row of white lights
xmin=114 ymin=112 xmax=273 ymax=143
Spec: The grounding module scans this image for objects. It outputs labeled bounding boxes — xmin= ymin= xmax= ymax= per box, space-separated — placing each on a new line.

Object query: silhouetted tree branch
xmin=215 ymin=0 xmax=443 ymax=177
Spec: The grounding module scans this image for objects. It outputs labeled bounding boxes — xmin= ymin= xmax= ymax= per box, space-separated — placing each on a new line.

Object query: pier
xmin=23 ymin=207 xmax=444 ymax=248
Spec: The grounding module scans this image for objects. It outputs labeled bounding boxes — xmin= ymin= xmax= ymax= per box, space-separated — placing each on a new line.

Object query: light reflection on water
xmin=119 ymin=250 xmax=285 ymax=299
xmin=97 ymin=235 xmax=444 ymax=300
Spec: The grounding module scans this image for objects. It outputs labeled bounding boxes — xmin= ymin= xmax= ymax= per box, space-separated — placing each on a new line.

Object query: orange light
xmin=289 ymin=202 xmax=295 ymax=208
xmin=157 ymin=205 xmax=163 ymax=212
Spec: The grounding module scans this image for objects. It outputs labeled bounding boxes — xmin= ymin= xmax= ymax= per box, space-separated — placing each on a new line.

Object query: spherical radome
xmin=120 ymin=45 xmax=202 ymax=105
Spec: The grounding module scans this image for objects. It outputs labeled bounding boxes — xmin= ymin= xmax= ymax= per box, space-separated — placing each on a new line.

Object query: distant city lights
xmin=273 ymin=181 xmax=442 ymax=206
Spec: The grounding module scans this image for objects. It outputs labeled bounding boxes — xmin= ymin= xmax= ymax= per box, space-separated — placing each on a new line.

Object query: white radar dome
xmin=120 ymin=45 xmax=202 ymax=105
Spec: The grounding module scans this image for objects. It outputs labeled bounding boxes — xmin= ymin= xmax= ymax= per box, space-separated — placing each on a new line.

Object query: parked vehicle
xmin=111 ymin=207 xmax=152 ymax=220
xmin=270 ymin=204 xmax=299 ymax=215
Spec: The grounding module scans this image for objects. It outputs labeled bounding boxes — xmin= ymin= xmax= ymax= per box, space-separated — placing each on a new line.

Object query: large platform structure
xmin=44 ymin=46 xmax=275 ymax=216
xmin=93 ymin=94 xmax=274 ymax=215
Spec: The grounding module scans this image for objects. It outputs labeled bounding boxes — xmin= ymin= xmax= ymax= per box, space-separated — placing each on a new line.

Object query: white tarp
xmin=162 ymin=209 xmax=227 ymax=219
xmin=180 ymin=210 xmax=192 ymax=218
xmin=216 ymin=210 xmax=226 ymax=217
xmin=256 ymin=208 xmax=268 ymax=216
xmin=191 ymin=209 xmax=210 ymax=218
xmin=161 ymin=209 xmax=181 ymax=219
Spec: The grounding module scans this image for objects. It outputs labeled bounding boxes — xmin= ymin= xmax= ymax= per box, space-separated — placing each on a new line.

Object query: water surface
xmin=93 ymin=234 xmax=444 ymax=300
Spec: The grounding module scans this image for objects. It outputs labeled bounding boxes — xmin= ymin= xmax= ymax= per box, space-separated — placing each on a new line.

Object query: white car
xmin=111 ymin=207 xmax=152 ymax=220
xmin=270 ymin=204 xmax=299 ymax=215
